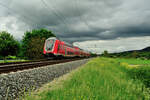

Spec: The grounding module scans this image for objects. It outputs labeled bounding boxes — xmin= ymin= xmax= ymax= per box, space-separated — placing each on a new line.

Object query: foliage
xmin=101 ymin=50 xmax=109 ymax=57
xmin=115 ymin=58 xmax=150 ymax=88
xmin=0 ymin=59 xmax=28 ymax=63
xmin=90 ymin=53 xmax=97 ymax=57
xmin=115 ymin=58 xmax=150 ymax=65
xmin=24 ymin=58 xmax=149 ymax=100
xmin=128 ymin=66 xmax=150 ymax=88
xmin=25 ymin=37 xmax=46 ymax=59
xmin=0 ymin=31 xmax=20 ymax=58
xmin=22 ymin=29 xmax=55 ymax=59
xmin=6 ymin=55 xmax=17 ymax=59
xmin=131 ymin=51 xmax=138 ymax=58
xmin=102 ymin=50 xmax=150 ymax=59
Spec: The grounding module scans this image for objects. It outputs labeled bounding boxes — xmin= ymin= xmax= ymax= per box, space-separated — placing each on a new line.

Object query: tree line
xmin=0 ymin=29 xmax=55 ymax=60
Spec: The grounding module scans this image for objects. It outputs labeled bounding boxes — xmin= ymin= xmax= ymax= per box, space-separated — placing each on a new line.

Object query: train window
xmin=46 ymin=39 xmax=54 ymax=51
xmin=67 ymin=51 xmax=74 ymax=55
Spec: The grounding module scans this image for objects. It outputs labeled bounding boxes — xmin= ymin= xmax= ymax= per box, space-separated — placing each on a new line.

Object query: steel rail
xmin=0 ymin=58 xmax=82 ymax=74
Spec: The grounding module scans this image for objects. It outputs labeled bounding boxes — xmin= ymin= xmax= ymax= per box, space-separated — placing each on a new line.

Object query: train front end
xmin=43 ymin=37 xmax=57 ymax=57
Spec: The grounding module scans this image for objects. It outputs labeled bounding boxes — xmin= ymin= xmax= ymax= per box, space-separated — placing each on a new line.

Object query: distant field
xmin=24 ymin=57 xmax=150 ymax=100
xmin=115 ymin=58 xmax=150 ymax=65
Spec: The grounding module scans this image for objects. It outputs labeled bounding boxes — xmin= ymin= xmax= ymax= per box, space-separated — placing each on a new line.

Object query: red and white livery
xmin=43 ymin=37 xmax=90 ymax=57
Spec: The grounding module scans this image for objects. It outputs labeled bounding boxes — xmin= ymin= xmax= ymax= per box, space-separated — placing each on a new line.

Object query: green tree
xmin=0 ymin=31 xmax=20 ymax=58
xmin=131 ymin=51 xmax=138 ymax=58
xmin=103 ymin=50 xmax=109 ymax=57
xmin=91 ymin=53 xmax=97 ymax=57
xmin=22 ymin=29 xmax=56 ymax=59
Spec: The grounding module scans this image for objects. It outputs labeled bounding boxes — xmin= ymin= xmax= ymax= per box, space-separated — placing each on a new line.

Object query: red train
xmin=43 ymin=37 xmax=90 ymax=58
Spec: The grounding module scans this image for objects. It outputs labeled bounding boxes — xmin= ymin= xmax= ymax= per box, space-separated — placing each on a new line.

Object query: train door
xmin=65 ymin=47 xmax=67 ymax=56
xmin=57 ymin=44 xmax=60 ymax=52
xmin=57 ymin=42 xmax=63 ymax=56
xmin=58 ymin=44 xmax=64 ymax=55
xmin=62 ymin=45 xmax=65 ymax=56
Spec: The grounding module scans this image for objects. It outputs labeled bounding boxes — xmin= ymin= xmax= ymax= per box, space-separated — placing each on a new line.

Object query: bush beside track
xmin=24 ymin=57 xmax=150 ymax=100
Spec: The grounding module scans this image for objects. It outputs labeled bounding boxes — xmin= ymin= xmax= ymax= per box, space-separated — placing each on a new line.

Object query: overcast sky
xmin=0 ymin=0 xmax=150 ymax=53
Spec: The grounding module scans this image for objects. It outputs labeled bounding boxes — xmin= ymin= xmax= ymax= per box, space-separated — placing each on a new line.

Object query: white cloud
xmin=74 ymin=36 xmax=150 ymax=54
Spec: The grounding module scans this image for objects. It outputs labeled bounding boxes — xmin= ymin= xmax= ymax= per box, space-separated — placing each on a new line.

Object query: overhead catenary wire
xmin=0 ymin=0 xmax=95 ymax=35
xmin=40 ymin=0 xmax=71 ymax=33
xmin=75 ymin=0 xmax=93 ymax=29
xmin=49 ymin=0 xmax=71 ymax=27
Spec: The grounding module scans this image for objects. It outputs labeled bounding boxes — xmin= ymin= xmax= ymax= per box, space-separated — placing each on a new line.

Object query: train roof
xmin=46 ymin=37 xmax=88 ymax=51
xmin=46 ymin=37 xmax=57 ymax=40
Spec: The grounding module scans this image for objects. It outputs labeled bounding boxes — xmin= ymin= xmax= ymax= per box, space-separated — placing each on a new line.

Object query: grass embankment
xmin=115 ymin=58 xmax=150 ymax=65
xmin=115 ymin=58 xmax=150 ymax=88
xmin=24 ymin=58 xmax=150 ymax=100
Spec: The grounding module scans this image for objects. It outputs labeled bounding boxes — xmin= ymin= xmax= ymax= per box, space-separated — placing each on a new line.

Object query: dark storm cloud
xmin=0 ymin=0 xmax=120 ymax=40
xmin=0 ymin=0 xmax=150 ymax=43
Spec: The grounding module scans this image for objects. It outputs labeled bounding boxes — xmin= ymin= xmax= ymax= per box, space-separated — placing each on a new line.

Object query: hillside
xmin=142 ymin=47 xmax=150 ymax=52
xmin=121 ymin=46 xmax=150 ymax=53
xmin=103 ymin=46 xmax=150 ymax=59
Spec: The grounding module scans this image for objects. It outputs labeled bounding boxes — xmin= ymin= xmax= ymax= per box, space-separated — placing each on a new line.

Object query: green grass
xmin=114 ymin=58 xmax=150 ymax=88
xmin=127 ymin=65 xmax=150 ymax=88
xmin=0 ymin=59 xmax=27 ymax=63
xmin=115 ymin=58 xmax=150 ymax=65
xmin=24 ymin=57 xmax=150 ymax=100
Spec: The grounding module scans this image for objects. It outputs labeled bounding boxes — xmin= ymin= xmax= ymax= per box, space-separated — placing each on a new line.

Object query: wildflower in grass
xmin=120 ymin=62 xmax=129 ymax=68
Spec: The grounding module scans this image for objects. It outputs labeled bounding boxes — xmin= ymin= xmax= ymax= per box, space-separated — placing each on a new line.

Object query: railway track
xmin=0 ymin=58 xmax=83 ymax=74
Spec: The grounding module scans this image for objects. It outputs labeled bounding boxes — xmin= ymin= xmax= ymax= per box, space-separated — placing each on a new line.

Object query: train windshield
xmin=46 ymin=39 xmax=55 ymax=51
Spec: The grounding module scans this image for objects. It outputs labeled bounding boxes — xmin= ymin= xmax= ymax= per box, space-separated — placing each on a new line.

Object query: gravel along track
xmin=0 ymin=58 xmax=90 ymax=100
xmin=0 ymin=58 xmax=83 ymax=74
